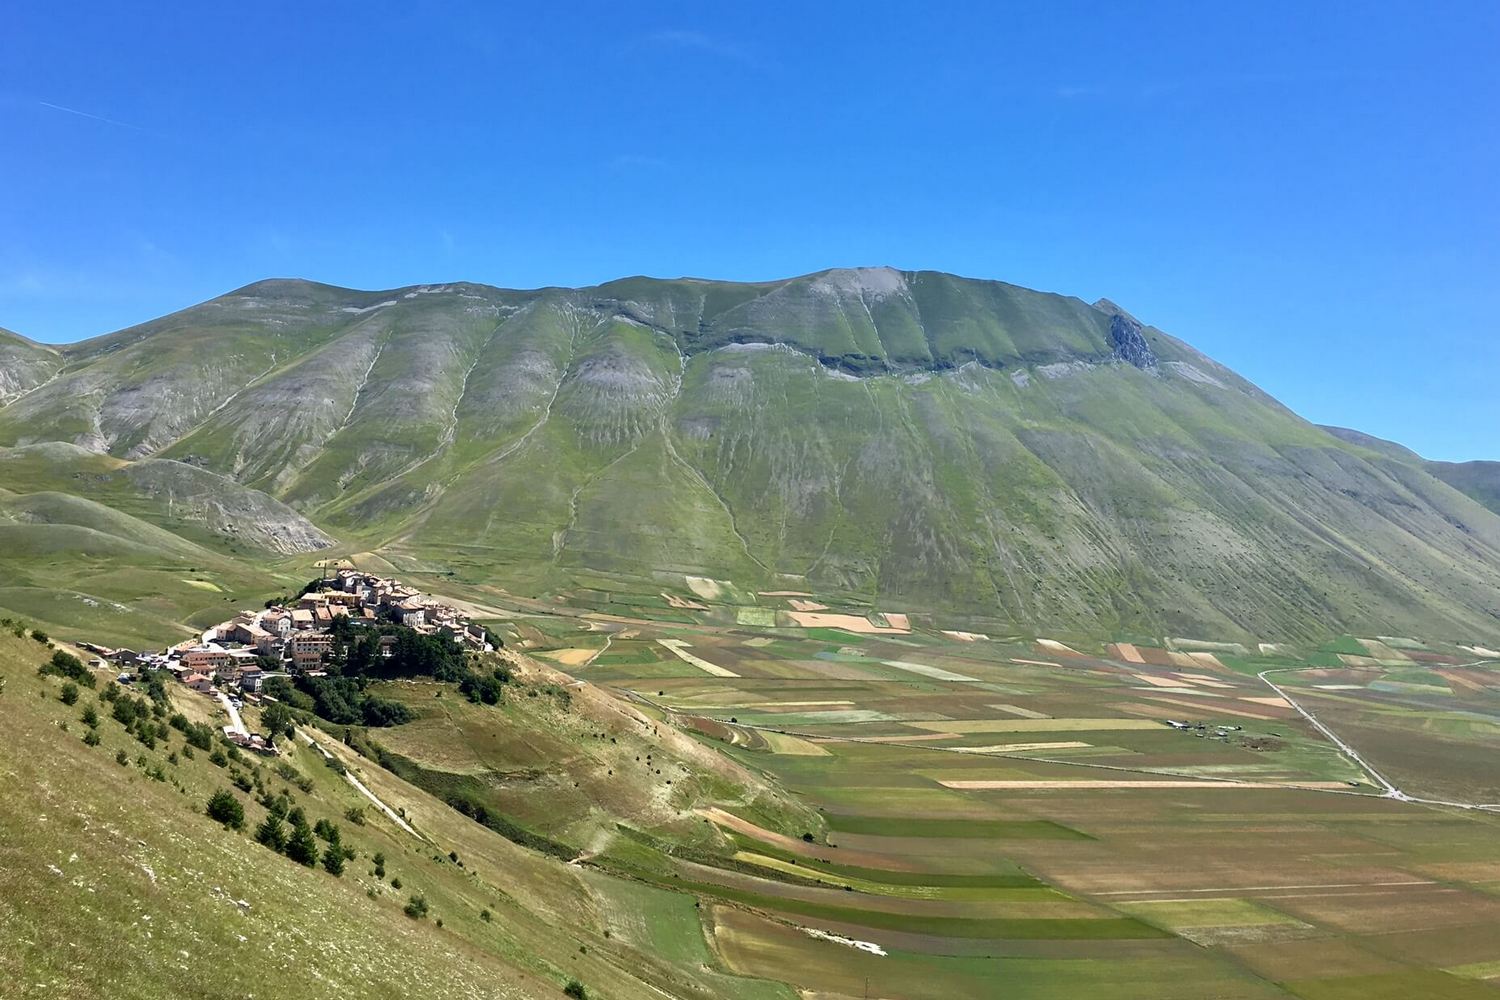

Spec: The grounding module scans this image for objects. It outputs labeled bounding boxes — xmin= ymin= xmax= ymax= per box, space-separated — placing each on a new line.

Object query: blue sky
xmin=3 ymin=1 xmax=1496 ymax=459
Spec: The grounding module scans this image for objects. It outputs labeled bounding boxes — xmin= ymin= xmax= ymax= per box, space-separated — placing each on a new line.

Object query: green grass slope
xmin=5 ymin=269 xmax=1500 ymax=642
xmin=0 ymin=629 xmax=803 ymax=1000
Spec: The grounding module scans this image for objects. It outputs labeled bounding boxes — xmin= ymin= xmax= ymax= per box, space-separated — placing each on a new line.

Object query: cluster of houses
xmin=82 ymin=568 xmax=495 ymax=712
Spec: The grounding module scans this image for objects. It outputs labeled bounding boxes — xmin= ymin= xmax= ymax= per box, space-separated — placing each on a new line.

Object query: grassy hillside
xmin=0 ymin=327 xmax=62 ymax=405
xmin=1321 ymin=425 xmax=1500 ymax=520
xmin=5 ymin=270 xmax=1500 ymax=642
xmin=0 ymin=626 xmax=810 ymax=1000
xmin=1425 ymin=460 xmax=1500 ymax=518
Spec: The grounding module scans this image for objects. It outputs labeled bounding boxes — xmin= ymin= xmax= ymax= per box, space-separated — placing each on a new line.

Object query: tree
xmin=321 ymin=842 xmax=346 ymax=876
xmin=261 ymin=702 xmax=294 ymax=740
xmin=255 ymin=813 xmax=287 ymax=852
xmin=59 ymin=682 xmax=79 ymax=706
xmin=285 ymin=817 xmax=319 ymax=867
xmin=206 ymin=789 xmax=245 ymax=830
xmin=80 ymin=703 xmax=99 ymax=728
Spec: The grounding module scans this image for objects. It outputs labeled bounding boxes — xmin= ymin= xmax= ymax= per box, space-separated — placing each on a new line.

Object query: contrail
xmin=37 ymin=99 xmax=145 ymax=131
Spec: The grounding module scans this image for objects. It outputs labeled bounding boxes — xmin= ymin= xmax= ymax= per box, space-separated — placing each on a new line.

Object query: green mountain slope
xmin=5 ymin=269 xmax=1500 ymax=643
xmin=1322 ymin=424 xmax=1500 ymax=519
xmin=1425 ymin=460 xmax=1500 ymax=517
xmin=0 ymin=327 xmax=62 ymax=405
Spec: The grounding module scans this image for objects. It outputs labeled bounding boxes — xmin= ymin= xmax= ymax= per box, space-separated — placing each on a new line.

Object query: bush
xmin=59 ymin=682 xmax=79 ymax=706
xmin=344 ymin=806 xmax=366 ymax=825
xmin=83 ymin=729 xmax=101 ymax=747
xmin=209 ymin=748 xmax=229 ymax=768
xmin=403 ymin=894 xmax=428 ymax=919
xmin=390 ymin=876 xmax=402 ymax=890
xmin=115 ymin=749 xmax=129 ymax=766
xmin=480 ymin=908 xmax=491 ymax=922
xmin=206 ymin=789 xmax=245 ymax=830
xmin=31 ymin=629 xmax=49 ymax=644
xmin=39 ymin=650 xmax=95 ymax=688
xmin=360 ymin=694 xmax=415 ymax=727
xmin=564 ymin=980 xmax=588 ymax=999
xmin=313 ymin=818 xmax=340 ymax=843
xmin=80 ymin=704 xmax=99 ymax=728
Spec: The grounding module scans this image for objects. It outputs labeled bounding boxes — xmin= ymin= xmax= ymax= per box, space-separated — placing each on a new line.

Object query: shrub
xmin=480 ymin=908 xmax=491 ymax=922
xmin=403 ymin=894 xmax=428 ymax=919
xmin=344 ymin=806 xmax=366 ymax=825
xmin=83 ymin=729 xmax=101 ymax=747
xmin=209 ymin=748 xmax=229 ymax=768
xmin=206 ymin=789 xmax=245 ymax=830
xmin=80 ymin=704 xmax=99 ymax=728
xmin=59 ymin=682 xmax=79 ymax=706
xmin=115 ymin=749 xmax=129 ymax=766
xmin=390 ymin=877 xmax=402 ymax=890
xmin=39 ymin=650 xmax=94 ymax=688
xmin=314 ymin=818 xmax=340 ymax=843
xmin=31 ymin=629 xmax=49 ymax=644
xmin=564 ymin=980 xmax=588 ymax=999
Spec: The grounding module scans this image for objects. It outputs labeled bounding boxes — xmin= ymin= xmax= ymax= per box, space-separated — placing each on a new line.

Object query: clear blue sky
xmin=3 ymin=2 xmax=1496 ymax=460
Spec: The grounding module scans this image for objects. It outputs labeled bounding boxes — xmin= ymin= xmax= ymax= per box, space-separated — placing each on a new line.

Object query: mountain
xmin=1322 ymin=425 xmax=1500 ymax=520
xmin=4 ymin=268 xmax=1500 ymax=643
xmin=1425 ymin=460 xmax=1500 ymax=517
xmin=0 ymin=326 xmax=62 ymax=404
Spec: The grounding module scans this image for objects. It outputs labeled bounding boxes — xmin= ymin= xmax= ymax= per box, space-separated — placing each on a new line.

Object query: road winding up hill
xmin=3 ymin=268 xmax=1499 ymax=642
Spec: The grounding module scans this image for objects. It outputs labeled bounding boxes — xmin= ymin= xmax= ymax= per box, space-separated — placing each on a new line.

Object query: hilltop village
xmin=80 ymin=569 xmax=496 ymax=752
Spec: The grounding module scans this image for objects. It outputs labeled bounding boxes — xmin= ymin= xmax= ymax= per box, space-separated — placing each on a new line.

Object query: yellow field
xmin=658 ymin=638 xmax=738 ymax=677
xmin=914 ymin=719 xmax=1166 ymax=734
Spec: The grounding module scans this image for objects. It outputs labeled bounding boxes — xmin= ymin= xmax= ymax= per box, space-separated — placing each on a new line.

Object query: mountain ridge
xmin=3 ymin=268 xmax=1499 ymax=644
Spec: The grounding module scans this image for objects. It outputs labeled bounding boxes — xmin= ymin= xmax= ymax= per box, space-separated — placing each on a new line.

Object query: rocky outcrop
xmin=1108 ymin=313 xmax=1157 ymax=369
xmin=0 ymin=329 xmax=62 ymax=405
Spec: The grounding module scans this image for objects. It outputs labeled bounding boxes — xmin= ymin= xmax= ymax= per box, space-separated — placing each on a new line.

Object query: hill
xmin=1321 ymin=425 xmax=1500 ymax=519
xmin=0 ymin=626 xmax=812 ymax=1000
xmin=0 ymin=327 xmax=61 ymax=405
xmin=3 ymin=269 xmax=1500 ymax=643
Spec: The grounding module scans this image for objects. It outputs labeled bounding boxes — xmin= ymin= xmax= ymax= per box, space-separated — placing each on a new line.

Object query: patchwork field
xmin=531 ymin=614 xmax=1500 ymax=999
xmin=12 ymin=556 xmax=1500 ymax=999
